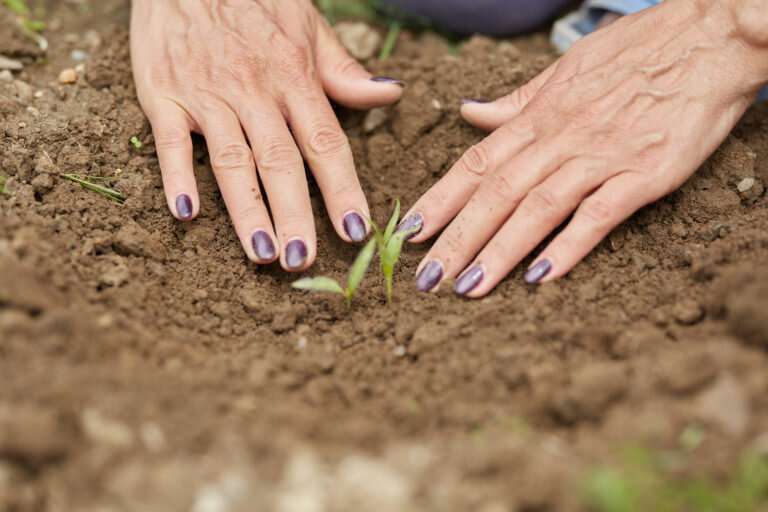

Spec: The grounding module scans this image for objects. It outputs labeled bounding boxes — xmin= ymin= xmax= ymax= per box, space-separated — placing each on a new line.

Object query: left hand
xmin=401 ymin=0 xmax=768 ymax=297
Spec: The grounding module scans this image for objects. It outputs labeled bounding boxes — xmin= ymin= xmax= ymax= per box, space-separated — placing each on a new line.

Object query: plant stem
xmin=379 ymin=20 xmax=400 ymax=60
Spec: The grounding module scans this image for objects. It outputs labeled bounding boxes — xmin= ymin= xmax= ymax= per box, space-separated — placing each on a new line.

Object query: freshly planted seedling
xmin=130 ymin=136 xmax=143 ymax=149
xmin=366 ymin=200 xmax=418 ymax=303
xmin=293 ymin=238 xmax=376 ymax=308
xmin=61 ymin=172 xmax=124 ymax=204
xmin=3 ymin=0 xmax=48 ymax=50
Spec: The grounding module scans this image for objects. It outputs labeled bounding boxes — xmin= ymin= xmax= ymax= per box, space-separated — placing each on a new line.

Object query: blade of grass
xmin=347 ymin=238 xmax=376 ymax=295
xmin=379 ymin=20 xmax=400 ymax=60
xmin=383 ymin=199 xmax=400 ymax=242
xmin=61 ymin=174 xmax=125 ymax=204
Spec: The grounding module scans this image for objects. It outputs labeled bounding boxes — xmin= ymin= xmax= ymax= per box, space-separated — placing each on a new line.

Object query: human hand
xmin=399 ymin=0 xmax=768 ymax=296
xmin=130 ymin=0 xmax=403 ymax=270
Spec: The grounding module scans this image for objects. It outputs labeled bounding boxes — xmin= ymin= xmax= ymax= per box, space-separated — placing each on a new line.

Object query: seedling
xmin=293 ymin=238 xmax=376 ymax=308
xmin=365 ymin=200 xmax=418 ymax=303
xmin=61 ymin=172 xmax=124 ymax=204
xmin=3 ymin=0 xmax=48 ymax=50
xmin=130 ymin=136 xmax=143 ymax=149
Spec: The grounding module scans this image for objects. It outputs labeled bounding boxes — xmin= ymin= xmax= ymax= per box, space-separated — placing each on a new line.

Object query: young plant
xmin=61 ymin=172 xmax=124 ymax=204
xmin=292 ymin=237 xmax=376 ymax=308
xmin=130 ymin=136 xmax=143 ymax=149
xmin=366 ymin=200 xmax=418 ymax=303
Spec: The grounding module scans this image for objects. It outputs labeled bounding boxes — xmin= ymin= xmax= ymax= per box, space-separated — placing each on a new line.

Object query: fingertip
xmin=172 ymin=192 xmax=198 ymax=221
xmin=249 ymin=230 xmax=280 ymax=264
xmin=281 ymin=237 xmax=315 ymax=272
xmin=342 ymin=211 xmax=369 ymax=243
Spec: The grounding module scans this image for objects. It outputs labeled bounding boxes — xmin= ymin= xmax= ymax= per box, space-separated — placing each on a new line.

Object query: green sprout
xmin=379 ymin=20 xmax=400 ymax=60
xmin=293 ymin=237 xmax=376 ymax=308
xmin=61 ymin=172 xmax=124 ymax=204
xmin=2 ymin=0 xmax=48 ymax=49
xmin=366 ymin=200 xmax=418 ymax=303
xmin=130 ymin=136 xmax=143 ymax=149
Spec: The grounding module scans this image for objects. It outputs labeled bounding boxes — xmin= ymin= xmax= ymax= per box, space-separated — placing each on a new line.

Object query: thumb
xmin=461 ymin=61 xmax=558 ymax=131
xmin=315 ymin=17 xmax=404 ymax=110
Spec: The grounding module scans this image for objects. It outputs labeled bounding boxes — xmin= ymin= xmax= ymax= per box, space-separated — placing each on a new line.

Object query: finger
xmin=411 ymin=142 xmax=567 ymax=293
xmin=147 ymin=99 xmax=199 ymax=221
xmin=315 ymin=16 xmax=404 ymax=109
xmin=396 ymin=117 xmax=539 ymax=246
xmin=198 ymin=109 xmax=280 ymax=265
xmin=455 ymin=160 xmax=607 ymax=298
xmin=461 ymin=61 xmax=559 ymax=131
xmin=525 ymin=172 xmax=661 ymax=285
xmin=285 ymin=85 xmax=370 ymax=244
xmin=239 ymin=104 xmax=316 ymax=271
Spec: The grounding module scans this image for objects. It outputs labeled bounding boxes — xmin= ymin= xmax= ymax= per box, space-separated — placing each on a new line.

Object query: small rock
xmin=12 ymin=79 xmax=33 ymax=104
xmin=82 ymin=409 xmax=134 ymax=448
xmin=333 ymin=21 xmax=382 ymax=60
xmin=362 ymin=107 xmax=389 ymax=133
xmin=0 ymin=55 xmax=23 ymax=71
xmin=393 ymin=345 xmax=406 ymax=357
xmin=694 ymin=374 xmax=749 ymax=436
xmin=58 ymin=68 xmax=77 ymax=84
xmin=113 ymin=223 xmax=167 ymax=260
xmin=70 ymin=49 xmax=90 ymax=62
xmin=673 ymin=299 xmax=704 ymax=325
xmin=30 ymin=173 xmax=53 ymax=193
xmin=99 ymin=261 xmax=130 ymax=287
xmin=0 ymin=70 xmax=12 ymax=82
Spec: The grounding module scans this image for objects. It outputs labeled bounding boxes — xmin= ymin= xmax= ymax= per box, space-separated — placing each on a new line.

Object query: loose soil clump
xmin=2 ymin=2 xmax=768 ymax=510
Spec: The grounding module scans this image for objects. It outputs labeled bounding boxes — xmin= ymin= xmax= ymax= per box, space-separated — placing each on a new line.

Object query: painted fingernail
xmin=343 ymin=212 xmax=367 ymax=242
xmin=416 ymin=260 xmax=443 ymax=292
xmin=455 ymin=265 xmax=484 ymax=295
xmin=371 ymin=76 xmax=405 ymax=86
xmin=460 ymin=98 xmax=491 ymax=104
xmin=285 ymin=239 xmax=308 ymax=269
xmin=524 ymin=258 xmax=553 ymax=285
xmin=395 ymin=213 xmax=424 ymax=240
xmin=176 ymin=193 xmax=193 ymax=220
xmin=251 ymin=230 xmax=276 ymax=261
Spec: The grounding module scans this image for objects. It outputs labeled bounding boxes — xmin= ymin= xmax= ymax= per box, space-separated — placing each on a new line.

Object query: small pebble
xmin=58 ymin=68 xmax=77 ymax=84
xmin=0 ymin=55 xmax=23 ymax=71
xmin=394 ymin=346 xmax=406 ymax=357
xmin=297 ymin=336 xmax=308 ymax=349
xmin=673 ymin=300 xmax=705 ymax=325
xmin=70 ymin=49 xmax=90 ymax=62
xmin=0 ymin=70 xmax=12 ymax=82
xmin=362 ymin=108 xmax=389 ymax=133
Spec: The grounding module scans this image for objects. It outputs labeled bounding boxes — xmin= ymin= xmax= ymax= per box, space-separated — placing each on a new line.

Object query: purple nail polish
xmin=416 ymin=260 xmax=443 ymax=292
xmin=285 ymin=239 xmax=307 ymax=269
xmin=176 ymin=193 xmax=193 ymax=220
xmin=524 ymin=259 xmax=553 ymax=285
xmin=371 ymin=76 xmax=405 ymax=86
xmin=251 ymin=230 xmax=276 ymax=261
xmin=395 ymin=213 xmax=424 ymax=241
xmin=460 ymin=98 xmax=491 ymax=104
xmin=343 ymin=212 xmax=367 ymax=242
xmin=454 ymin=266 xmax=484 ymax=295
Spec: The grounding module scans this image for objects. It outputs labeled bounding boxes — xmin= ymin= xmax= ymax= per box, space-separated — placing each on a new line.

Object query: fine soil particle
xmin=1 ymin=2 xmax=768 ymax=511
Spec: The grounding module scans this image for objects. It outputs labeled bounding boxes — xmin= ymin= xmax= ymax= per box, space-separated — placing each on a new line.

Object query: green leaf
xmin=383 ymin=199 xmax=401 ymax=243
xmin=2 ymin=0 xmax=30 ymax=16
xmin=347 ymin=238 xmax=376 ymax=295
xmin=382 ymin=227 xmax=416 ymax=267
xmin=23 ymin=18 xmax=45 ymax=32
xmin=292 ymin=276 xmax=345 ymax=295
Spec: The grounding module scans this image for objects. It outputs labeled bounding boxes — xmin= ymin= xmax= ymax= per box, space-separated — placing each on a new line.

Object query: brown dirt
xmin=2 ymin=2 xmax=768 ymax=511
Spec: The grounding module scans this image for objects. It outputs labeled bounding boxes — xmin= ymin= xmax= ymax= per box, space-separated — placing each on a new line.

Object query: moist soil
xmin=2 ymin=2 xmax=768 ymax=511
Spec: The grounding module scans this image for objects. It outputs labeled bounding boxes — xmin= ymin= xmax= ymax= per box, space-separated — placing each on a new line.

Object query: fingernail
xmin=524 ymin=258 xmax=553 ymax=285
xmin=176 ymin=193 xmax=193 ymax=220
xmin=343 ymin=212 xmax=367 ymax=242
xmin=285 ymin=239 xmax=308 ymax=269
xmin=460 ymin=98 xmax=491 ymax=104
xmin=395 ymin=213 xmax=424 ymax=240
xmin=251 ymin=230 xmax=276 ymax=261
xmin=455 ymin=265 xmax=484 ymax=295
xmin=416 ymin=260 xmax=443 ymax=292
xmin=371 ymin=76 xmax=405 ymax=86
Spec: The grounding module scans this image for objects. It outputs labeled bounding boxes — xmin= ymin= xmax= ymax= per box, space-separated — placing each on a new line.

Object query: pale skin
xmin=130 ymin=0 xmax=768 ymax=295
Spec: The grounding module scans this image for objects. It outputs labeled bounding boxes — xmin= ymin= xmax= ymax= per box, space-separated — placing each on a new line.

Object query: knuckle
xmin=153 ymin=126 xmax=189 ymax=151
xmin=484 ymin=171 xmax=518 ymax=202
xmin=522 ymin=186 xmax=560 ymax=217
xmin=459 ymin=144 xmax=492 ymax=179
xmin=580 ymin=196 xmax=615 ymax=227
xmin=306 ymin=126 xmax=349 ymax=157
xmin=210 ymin=143 xmax=254 ymax=172
xmin=258 ymin=138 xmax=301 ymax=173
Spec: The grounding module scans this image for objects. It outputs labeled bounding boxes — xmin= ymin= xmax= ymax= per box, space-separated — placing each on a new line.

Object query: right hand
xmin=130 ymin=0 xmax=403 ymax=270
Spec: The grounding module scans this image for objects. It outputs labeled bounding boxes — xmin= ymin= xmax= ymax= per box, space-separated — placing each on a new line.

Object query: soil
xmin=2 ymin=2 xmax=768 ymax=511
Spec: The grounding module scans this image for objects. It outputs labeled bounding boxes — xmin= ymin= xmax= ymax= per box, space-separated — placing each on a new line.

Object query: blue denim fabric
xmin=377 ymin=0 xmax=573 ymax=37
